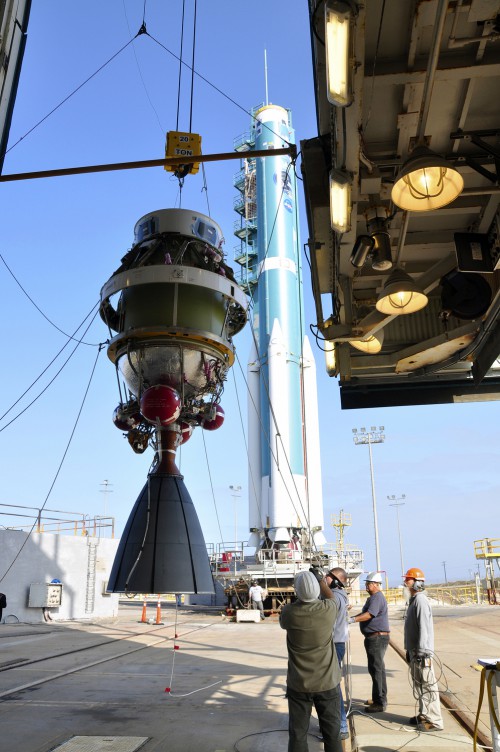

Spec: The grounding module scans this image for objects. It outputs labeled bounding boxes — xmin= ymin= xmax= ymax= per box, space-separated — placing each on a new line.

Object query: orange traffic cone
xmin=139 ymin=599 xmax=148 ymax=623
xmin=155 ymin=595 xmax=164 ymax=625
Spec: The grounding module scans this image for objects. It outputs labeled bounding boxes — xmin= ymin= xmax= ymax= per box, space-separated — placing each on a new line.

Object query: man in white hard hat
xmin=403 ymin=567 xmax=443 ymax=732
xmin=280 ymin=569 xmax=343 ymax=751
xmin=349 ymin=571 xmax=390 ymax=713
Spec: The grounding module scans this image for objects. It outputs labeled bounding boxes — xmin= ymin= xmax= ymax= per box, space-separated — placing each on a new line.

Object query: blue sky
xmin=1 ymin=1 xmax=498 ymax=586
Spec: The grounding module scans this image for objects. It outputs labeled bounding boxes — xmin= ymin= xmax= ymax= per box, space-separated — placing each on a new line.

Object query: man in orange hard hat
xmin=403 ymin=567 xmax=444 ymax=732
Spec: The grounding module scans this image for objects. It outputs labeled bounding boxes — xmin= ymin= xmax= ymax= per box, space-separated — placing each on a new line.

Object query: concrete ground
xmin=348 ymin=603 xmax=499 ymax=751
xmin=0 ymin=601 xmax=497 ymax=752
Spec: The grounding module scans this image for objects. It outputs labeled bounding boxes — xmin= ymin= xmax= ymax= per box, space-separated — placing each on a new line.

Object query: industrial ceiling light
xmin=329 ymin=169 xmax=352 ymax=233
xmin=325 ymin=1 xmax=352 ymax=107
xmin=366 ymin=207 xmax=392 ymax=271
xmin=391 ymin=145 xmax=464 ymax=212
xmin=349 ymin=329 xmax=384 ymax=354
xmin=350 ymin=235 xmax=373 ymax=267
xmin=376 ymin=268 xmax=428 ymax=315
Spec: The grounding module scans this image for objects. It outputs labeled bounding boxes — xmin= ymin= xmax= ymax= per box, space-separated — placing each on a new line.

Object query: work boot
xmin=417 ymin=720 xmax=443 ymax=732
xmin=409 ymin=715 xmax=425 ymax=726
xmin=365 ymin=703 xmax=385 ymax=713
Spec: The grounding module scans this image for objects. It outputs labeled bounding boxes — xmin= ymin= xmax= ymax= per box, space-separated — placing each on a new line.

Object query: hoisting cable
xmin=122 ymin=0 xmax=163 ymax=134
xmin=0 ymin=308 xmax=100 ymax=432
xmin=0 ymin=301 xmax=99 ymax=423
xmin=189 ymin=0 xmax=197 ymax=134
xmin=187 ymin=0 xmax=212 ymax=214
xmin=175 ymin=0 xmax=186 ymax=132
xmin=240 ymin=160 xmax=319 ymax=553
xmin=236 ymin=344 xmax=317 ymax=558
xmin=201 ymin=429 xmax=227 ymax=556
xmin=201 ymin=162 xmax=211 ymax=215
xmin=145 ymin=31 xmax=291 ymax=147
xmin=1 ymin=21 xmax=290 ymax=165
xmin=231 ymin=368 xmax=263 ymax=532
xmin=0 ymin=344 xmax=103 ymax=583
xmin=293 ymin=178 xmax=313 ymax=548
xmin=0 ymin=253 xmax=100 ymax=346
xmin=1 ymin=34 xmax=141 ymax=162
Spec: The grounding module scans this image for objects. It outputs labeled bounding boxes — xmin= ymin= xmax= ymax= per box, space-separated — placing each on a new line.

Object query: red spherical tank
xmin=113 ymin=402 xmax=142 ymax=431
xmin=200 ymin=404 xmax=225 ymax=431
xmin=140 ymin=385 xmax=181 ymax=426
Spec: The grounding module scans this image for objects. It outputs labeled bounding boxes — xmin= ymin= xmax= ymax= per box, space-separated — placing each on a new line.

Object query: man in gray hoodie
xmin=403 ymin=567 xmax=443 ymax=732
xmin=326 ymin=567 xmax=349 ymax=740
xmin=280 ymin=570 xmax=343 ymax=751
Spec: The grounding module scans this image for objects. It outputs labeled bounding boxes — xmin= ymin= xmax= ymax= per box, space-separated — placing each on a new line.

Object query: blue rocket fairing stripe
xmin=253 ymin=106 xmax=305 ymax=479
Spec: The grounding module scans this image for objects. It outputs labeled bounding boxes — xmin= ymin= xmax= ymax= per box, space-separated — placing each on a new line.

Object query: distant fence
xmin=351 ymin=585 xmax=484 ymax=606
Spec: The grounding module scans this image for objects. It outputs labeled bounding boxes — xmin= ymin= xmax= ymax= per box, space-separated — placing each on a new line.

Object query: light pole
xmin=442 ymin=561 xmax=448 ymax=585
xmin=387 ymin=494 xmax=406 ymax=577
xmin=229 ymin=485 xmax=242 ymax=577
xmin=353 ymin=426 xmax=385 ymax=572
xmin=100 ymin=479 xmax=113 ymax=518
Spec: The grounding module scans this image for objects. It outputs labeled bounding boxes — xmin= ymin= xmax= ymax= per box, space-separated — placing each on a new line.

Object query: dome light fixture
xmin=349 ymin=329 xmax=384 ymax=354
xmin=391 ymin=145 xmax=464 ymax=212
xmin=376 ymin=268 xmax=428 ymax=315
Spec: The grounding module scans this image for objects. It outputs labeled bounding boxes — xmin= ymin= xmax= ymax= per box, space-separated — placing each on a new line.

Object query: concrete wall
xmin=0 ymin=530 xmax=120 ymax=624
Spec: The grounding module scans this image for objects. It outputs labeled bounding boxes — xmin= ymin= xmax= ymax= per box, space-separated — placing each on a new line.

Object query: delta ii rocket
xmin=234 ymin=104 xmax=326 ymax=555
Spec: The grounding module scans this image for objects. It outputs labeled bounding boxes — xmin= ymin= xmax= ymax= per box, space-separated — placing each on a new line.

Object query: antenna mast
xmin=264 ymin=49 xmax=269 ymax=105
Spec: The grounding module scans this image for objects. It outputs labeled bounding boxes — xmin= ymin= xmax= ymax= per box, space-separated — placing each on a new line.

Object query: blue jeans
xmin=364 ymin=634 xmax=389 ymax=707
xmin=251 ymin=599 xmax=264 ymax=618
xmin=286 ymin=685 xmax=342 ymax=752
xmin=334 ymin=642 xmax=348 ymax=733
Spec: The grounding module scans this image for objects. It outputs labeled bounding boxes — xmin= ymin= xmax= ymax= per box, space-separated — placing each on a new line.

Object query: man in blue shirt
xmin=349 ymin=571 xmax=390 ymax=713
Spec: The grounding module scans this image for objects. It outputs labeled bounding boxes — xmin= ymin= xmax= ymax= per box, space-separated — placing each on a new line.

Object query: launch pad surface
xmin=0 ymin=601 xmax=497 ymax=751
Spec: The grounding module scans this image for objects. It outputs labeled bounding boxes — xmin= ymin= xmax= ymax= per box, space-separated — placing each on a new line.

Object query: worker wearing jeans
xmin=280 ymin=570 xmax=343 ymax=752
xmin=248 ymin=581 xmax=265 ymax=619
xmin=349 ymin=571 xmax=390 ymax=712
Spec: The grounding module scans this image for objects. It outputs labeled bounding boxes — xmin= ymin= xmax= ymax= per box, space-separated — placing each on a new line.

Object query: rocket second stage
xmin=245 ymin=104 xmax=326 ymax=552
xmin=248 ymin=325 xmax=326 ymax=548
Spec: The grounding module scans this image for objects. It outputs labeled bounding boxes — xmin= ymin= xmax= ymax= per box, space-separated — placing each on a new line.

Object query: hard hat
xmin=364 ymin=571 xmax=383 ymax=584
xmin=404 ymin=567 xmax=425 ymax=581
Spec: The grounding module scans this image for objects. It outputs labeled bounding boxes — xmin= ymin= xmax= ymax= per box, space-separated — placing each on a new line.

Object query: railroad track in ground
xmin=388 ymin=637 xmax=492 ymax=749
xmin=0 ymin=618 xmax=217 ymax=700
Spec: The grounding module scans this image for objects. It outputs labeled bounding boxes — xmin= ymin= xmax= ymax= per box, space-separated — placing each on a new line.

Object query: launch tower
xmin=233 ymin=104 xmax=327 ymax=572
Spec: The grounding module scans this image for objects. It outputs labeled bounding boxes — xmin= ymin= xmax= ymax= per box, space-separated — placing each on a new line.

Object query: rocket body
xmin=242 ymin=105 xmax=325 ymax=549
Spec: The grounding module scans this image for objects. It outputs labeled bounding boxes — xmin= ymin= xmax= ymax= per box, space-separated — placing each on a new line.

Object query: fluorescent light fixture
xmin=324 ymin=340 xmax=337 ymax=375
xmin=325 ymin=1 xmax=352 ymax=107
xmin=376 ymin=268 xmax=428 ymax=315
xmin=330 ymin=169 xmax=351 ymax=233
xmin=391 ymin=145 xmax=464 ymax=212
xmin=349 ymin=329 xmax=384 ymax=354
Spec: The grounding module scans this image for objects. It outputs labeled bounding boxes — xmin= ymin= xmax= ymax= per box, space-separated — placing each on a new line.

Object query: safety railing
xmin=425 ymin=585 xmax=482 ymax=605
xmin=474 ymin=538 xmax=500 ymax=559
xmin=0 ymin=503 xmax=115 ymax=537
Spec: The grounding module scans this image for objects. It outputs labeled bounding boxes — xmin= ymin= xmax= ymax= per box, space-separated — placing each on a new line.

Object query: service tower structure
xmin=234 ymin=104 xmax=326 ymax=558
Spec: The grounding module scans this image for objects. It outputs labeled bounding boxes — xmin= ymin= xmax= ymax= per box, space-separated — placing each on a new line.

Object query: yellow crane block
xmin=165 ymin=131 xmax=202 ymax=175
